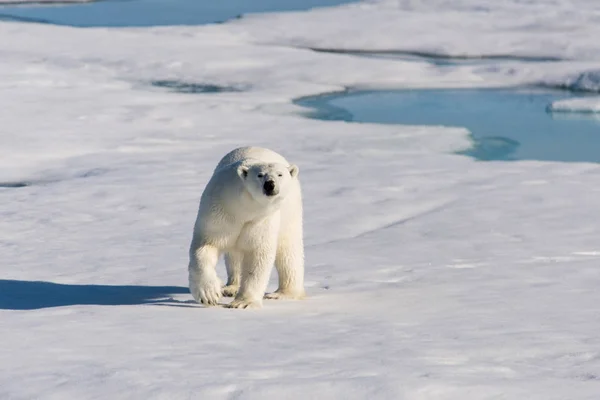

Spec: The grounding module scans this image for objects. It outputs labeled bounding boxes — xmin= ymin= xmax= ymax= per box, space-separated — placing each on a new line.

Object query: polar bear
xmin=188 ymin=146 xmax=305 ymax=309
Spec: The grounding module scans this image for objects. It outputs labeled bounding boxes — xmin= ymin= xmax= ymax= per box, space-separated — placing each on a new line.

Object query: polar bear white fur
xmin=188 ymin=146 xmax=305 ymax=309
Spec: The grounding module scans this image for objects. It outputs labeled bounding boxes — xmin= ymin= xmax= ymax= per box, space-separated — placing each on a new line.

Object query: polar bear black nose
xmin=263 ymin=180 xmax=275 ymax=195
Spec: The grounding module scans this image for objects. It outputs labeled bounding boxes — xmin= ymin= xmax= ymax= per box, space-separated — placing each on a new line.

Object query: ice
xmin=229 ymin=0 xmax=600 ymax=60
xmin=2 ymin=0 xmax=600 ymax=398
xmin=549 ymin=97 xmax=600 ymax=113
xmin=228 ymin=0 xmax=600 ymax=90
xmin=548 ymin=70 xmax=600 ymax=93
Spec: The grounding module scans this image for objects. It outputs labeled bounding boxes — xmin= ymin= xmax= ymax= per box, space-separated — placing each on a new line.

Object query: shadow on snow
xmin=0 ymin=279 xmax=190 ymax=310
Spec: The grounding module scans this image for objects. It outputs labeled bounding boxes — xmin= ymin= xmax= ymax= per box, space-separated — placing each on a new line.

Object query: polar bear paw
xmin=222 ymin=284 xmax=240 ymax=297
xmin=226 ymin=298 xmax=262 ymax=309
xmin=190 ymin=274 xmax=222 ymax=306
xmin=264 ymin=289 xmax=305 ymax=300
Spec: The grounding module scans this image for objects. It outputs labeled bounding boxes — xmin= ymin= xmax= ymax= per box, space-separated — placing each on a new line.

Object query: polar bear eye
xmin=278 ymin=173 xmax=283 ymax=177
xmin=257 ymin=173 xmax=264 ymax=178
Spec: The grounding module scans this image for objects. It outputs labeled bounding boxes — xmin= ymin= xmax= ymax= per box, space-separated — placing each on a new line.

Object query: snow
xmin=544 ymin=70 xmax=600 ymax=93
xmin=2 ymin=0 xmax=600 ymax=398
xmin=228 ymin=0 xmax=600 ymax=90
xmin=229 ymin=0 xmax=600 ymax=60
xmin=550 ymin=97 xmax=600 ymax=113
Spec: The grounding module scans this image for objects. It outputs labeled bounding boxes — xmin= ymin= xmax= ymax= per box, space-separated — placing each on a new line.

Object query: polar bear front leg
xmin=188 ymin=244 xmax=222 ymax=306
xmin=222 ymin=251 xmax=242 ymax=297
xmin=227 ymin=248 xmax=276 ymax=309
xmin=265 ymin=237 xmax=305 ymax=300
xmin=265 ymin=205 xmax=305 ymax=300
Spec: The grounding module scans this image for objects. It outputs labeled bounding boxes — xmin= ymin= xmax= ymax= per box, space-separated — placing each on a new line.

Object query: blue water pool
xmin=0 ymin=0 xmax=355 ymax=27
xmin=296 ymin=88 xmax=600 ymax=163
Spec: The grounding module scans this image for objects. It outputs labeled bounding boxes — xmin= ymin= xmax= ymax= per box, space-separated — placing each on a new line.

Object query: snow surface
xmin=2 ymin=1 xmax=600 ymax=398
xmin=555 ymin=70 xmax=600 ymax=93
xmin=550 ymin=97 xmax=600 ymax=114
xmin=229 ymin=0 xmax=600 ymax=90
xmin=230 ymin=0 xmax=600 ymax=60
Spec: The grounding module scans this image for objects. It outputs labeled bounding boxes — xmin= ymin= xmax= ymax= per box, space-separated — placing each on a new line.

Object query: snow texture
xmin=550 ymin=97 xmax=600 ymax=113
xmin=2 ymin=1 xmax=600 ymax=399
xmin=549 ymin=70 xmax=600 ymax=93
xmin=229 ymin=0 xmax=600 ymax=90
xmin=230 ymin=0 xmax=600 ymax=60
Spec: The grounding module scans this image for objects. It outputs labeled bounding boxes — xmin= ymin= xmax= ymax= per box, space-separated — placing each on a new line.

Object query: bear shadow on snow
xmin=0 ymin=279 xmax=189 ymax=310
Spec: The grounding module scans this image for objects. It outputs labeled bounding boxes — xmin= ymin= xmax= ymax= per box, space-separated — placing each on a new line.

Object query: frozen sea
xmin=2 ymin=0 xmax=600 ymax=399
xmin=297 ymin=88 xmax=600 ymax=162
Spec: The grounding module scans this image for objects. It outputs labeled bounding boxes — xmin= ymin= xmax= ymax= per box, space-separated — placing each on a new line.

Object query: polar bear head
xmin=237 ymin=162 xmax=299 ymax=204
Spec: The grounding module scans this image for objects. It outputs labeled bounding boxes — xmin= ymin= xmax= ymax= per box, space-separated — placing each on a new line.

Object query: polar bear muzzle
xmin=263 ymin=180 xmax=277 ymax=196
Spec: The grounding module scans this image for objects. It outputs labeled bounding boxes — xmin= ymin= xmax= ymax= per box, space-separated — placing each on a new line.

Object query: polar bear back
xmin=215 ymin=147 xmax=290 ymax=171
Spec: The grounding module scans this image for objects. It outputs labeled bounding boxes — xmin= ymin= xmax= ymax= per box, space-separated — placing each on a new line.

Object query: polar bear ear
xmin=237 ymin=165 xmax=249 ymax=179
xmin=288 ymin=164 xmax=299 ymax=178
